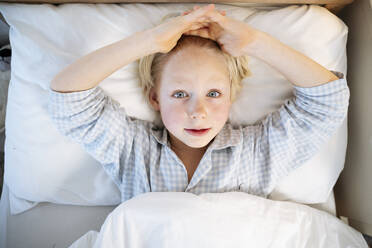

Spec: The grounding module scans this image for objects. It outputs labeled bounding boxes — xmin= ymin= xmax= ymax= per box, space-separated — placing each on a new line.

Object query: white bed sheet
xmin=69 ymin=192 xmax=367 ymax=248
xmin=0 ymin=182 xmax=339 ymax=248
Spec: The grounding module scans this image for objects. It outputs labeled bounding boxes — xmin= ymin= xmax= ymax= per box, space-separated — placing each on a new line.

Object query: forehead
xmin=161 ymin=47 xmax=229 ymax=86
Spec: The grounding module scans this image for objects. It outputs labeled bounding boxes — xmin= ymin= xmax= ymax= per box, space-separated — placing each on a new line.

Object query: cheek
xmin=159 ymin=100 xmax=185 ymax=128
xmin=210 ymin=101 xmax=231 ymax=122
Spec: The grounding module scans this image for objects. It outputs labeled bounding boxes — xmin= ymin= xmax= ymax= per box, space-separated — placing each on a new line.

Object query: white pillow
xmin=0 ymin=3 xmax=348 ymax=214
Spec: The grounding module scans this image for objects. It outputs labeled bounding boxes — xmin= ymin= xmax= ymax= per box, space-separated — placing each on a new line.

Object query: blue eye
xmin=207 ymin=91 xmax=221 ymax=98
xmin=173 ymin=91 xmax=187 ymax=98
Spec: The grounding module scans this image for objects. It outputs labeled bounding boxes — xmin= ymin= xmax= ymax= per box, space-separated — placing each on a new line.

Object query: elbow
xmin=50 ymin=76 xmax=63 ymax=92
xmin=50 ymin=77 xmax=75 ymax=93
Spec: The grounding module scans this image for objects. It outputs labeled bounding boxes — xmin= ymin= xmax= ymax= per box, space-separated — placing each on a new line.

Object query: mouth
xmin=184 ymin=128 xmax=211 ymax=136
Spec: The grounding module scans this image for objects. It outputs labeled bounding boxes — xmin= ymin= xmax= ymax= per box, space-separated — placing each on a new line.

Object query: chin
xmin=188 ymin=144 xmax=207 ymax=149
xmin=186 ymin=140 xmax=211 ymax=149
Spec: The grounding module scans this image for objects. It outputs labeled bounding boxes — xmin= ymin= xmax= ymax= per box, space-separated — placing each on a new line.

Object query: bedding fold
xmin=69 ymin=192 xmax=368 ymax=248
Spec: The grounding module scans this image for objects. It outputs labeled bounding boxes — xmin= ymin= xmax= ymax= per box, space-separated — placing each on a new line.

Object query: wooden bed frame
xmin=0 ymin=0 xmax=354 ymax=15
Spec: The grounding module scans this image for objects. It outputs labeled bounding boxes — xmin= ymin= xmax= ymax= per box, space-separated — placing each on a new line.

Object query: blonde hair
xmin=138 ymin=12 xmax=252 ymax=110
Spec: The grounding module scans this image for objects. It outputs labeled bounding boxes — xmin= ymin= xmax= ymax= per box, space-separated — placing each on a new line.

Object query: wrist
xmin=134 ymin=29 xmax=161 ymax=55
xmin=243 ymin=30 xmax=273 ymax=58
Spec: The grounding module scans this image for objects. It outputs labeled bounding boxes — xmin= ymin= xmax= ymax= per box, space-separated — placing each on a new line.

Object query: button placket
xmin=186 ymin=150 xmax=212 ymax=191
xmin=164 ymin=146 xmax=189 ymax=187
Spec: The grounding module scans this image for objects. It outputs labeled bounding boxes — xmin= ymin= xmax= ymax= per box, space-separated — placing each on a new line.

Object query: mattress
xmin=0 ymin=184 xmax=115 ymax=248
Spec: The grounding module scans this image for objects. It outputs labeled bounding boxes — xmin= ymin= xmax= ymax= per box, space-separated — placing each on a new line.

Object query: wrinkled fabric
xmin=69 ymin=192 xmax=368 ymax=248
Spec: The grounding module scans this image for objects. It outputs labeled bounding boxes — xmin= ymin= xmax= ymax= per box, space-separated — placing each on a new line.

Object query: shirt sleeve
xmin=241 ymin=71 xmax=350 ymax=197
xmin=47 ymin=86 xmax=149 ymax=187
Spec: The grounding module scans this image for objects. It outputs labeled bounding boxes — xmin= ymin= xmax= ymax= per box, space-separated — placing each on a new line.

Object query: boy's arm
xmin=50 ymin=30 xmax=158 ymax=93
xmin=241 ymin=72 xmax=350 ymax=197
xmin=239 ymin=32 xmax=350 ymax=197
xmin=48 ymin=84 xmax=152 ymax=190
xmin=245 ymin=31 xmax=339 ymax=87
xmin=48 ymin=29 xmax=159 ymax=189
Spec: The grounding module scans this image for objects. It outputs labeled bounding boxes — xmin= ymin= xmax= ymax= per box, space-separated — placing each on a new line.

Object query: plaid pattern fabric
xmin=48 ymin=70 xmax=349 ymax=201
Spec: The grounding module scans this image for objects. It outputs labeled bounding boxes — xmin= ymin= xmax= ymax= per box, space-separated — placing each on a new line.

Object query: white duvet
xmin=69 ymin=192 xmax=367 ymax=248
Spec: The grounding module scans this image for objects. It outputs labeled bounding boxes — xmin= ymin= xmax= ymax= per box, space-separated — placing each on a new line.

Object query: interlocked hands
xmin=151 ymin=4 xmax=261 ymax=57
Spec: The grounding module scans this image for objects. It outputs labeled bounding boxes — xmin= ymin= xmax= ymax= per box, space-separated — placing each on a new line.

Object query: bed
xmin=0 ymin=0 xmax=368 ymax=247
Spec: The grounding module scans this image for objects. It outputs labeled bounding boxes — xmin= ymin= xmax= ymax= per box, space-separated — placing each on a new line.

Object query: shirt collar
xmin=150 ymin=122 xmax=242 ymax=150
xmin=209 ymin=122 xmax=242 ymax=150
xmin=150 ymin=125 xmax=170 ymax=147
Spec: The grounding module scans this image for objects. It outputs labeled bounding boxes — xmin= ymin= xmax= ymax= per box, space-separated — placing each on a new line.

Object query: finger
xmin=180 ymin=4 xmax=215 ymax=29
xmin=187 ymin=4 xmax=214 ymax=19
xmin=184 ymin=28 xmax=211 ymax=39
xmin=182 ymin=7 xmax=197 ymax=16
xmin=192 ymin=5 xmax=226 ymax=17
xmin=189 ymin=22 xmax=210 ymax=31
xmin=203 ymin=9 xmax=227 ymax=27
xmin=190 ymin=8 xmax=227 ymax=28
xmin=182 ymin=4 xmax=226 ymax=18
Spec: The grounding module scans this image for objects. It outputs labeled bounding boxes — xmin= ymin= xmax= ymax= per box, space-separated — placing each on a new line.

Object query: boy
xmin=48 ymin=4 xmax=349 ymax=201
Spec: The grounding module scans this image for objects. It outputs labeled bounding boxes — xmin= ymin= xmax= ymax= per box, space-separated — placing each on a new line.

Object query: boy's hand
xmin=182 ymin=5 xmax=262 ymax=57
xmin=150 ymin=4 xmax=217 ymax=53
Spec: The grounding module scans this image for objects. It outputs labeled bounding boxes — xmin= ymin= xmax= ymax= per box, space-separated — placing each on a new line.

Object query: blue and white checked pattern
xmin=48 ymin=70 xmax=350 ymax=201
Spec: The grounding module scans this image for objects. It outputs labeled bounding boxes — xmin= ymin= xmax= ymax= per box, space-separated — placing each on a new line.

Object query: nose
xmin=187 ymin=98 xmax=207 ymax=120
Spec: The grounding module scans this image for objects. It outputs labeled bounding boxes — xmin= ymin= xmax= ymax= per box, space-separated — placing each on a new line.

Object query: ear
xmin=149 ymin=88 xmax=160 ymax=111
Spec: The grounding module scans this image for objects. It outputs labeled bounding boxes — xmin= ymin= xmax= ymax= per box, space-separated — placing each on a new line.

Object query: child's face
xmin=150 ymin=46 xmax=232 ymax=149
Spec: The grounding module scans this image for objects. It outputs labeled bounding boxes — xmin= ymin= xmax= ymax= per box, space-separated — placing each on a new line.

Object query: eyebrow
xmin=169 ymin=83 xmax=228 ymax=90
xmin=171 ymin=87 xmax=224 ymax=91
